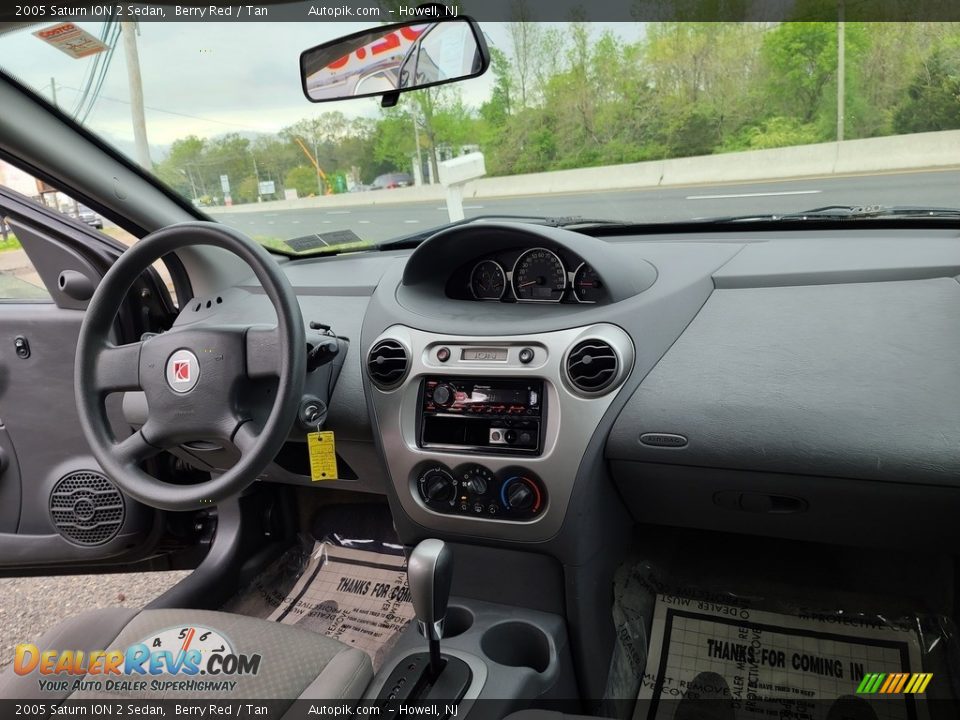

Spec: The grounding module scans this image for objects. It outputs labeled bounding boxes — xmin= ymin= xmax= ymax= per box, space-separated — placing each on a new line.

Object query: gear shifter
xmin=375 ymin=539 xmax=470 ymax=705
xmin=408 ymin=538 xmax=453 ymax=678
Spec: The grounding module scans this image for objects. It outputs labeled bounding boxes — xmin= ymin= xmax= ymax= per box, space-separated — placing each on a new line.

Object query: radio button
xmin=436 ymin=346 xmax=451 ymax=362
xmin=519 ymin=347 xmax=535 ymax=364
xmin=431 ymin=383 xmax=454 ymax=407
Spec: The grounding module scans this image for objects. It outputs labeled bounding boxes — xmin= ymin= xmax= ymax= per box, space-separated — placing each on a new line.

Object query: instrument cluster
xmin=450 ymin=246 xmax=606 ymax=304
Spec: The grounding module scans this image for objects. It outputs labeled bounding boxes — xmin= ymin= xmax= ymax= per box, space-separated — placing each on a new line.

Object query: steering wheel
xmin=75 ymin=222 xmax=306 ymax=511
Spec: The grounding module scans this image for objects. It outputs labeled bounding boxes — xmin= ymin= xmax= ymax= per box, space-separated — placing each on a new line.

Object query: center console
xmin=365 ymin=324 xmax=634 ymax=542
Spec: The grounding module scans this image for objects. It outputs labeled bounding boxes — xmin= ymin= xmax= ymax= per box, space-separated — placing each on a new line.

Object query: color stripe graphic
xmin=856 ymin=672 xmax=932 ymax=694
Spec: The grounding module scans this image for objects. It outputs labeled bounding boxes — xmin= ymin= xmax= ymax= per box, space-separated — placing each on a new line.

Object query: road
xmin=215 ymin=169 xmax=960 ymax=244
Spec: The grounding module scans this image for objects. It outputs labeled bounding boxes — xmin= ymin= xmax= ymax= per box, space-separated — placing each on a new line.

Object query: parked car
xmin=65 ymin=203 xmax=103 ymax=229
xmin=372 ymin=172 xmax=413 ymax=189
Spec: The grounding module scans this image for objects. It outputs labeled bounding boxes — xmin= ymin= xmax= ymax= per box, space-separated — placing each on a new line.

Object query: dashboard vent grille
xmin=566 ymin=339 xmax=619 ymax=395
xmin=49 ymin=471 xmax=125 ymax=546
xmin=367 ymin=340 xmax=409 ymax=389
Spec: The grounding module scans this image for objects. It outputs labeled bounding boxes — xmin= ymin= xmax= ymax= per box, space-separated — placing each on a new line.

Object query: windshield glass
xmin=2 ymin=19 xmax=959 ymax=255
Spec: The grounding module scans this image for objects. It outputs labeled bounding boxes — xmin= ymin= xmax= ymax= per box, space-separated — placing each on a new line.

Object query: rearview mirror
xmin=300 ymin=18 xmax=489 ymax=104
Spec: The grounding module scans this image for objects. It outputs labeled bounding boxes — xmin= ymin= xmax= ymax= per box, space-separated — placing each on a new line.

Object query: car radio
xmin=418 ymin=377 xmax=544 ymax=455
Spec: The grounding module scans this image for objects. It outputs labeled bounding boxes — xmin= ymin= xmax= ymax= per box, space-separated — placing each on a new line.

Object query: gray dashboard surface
xmin=608 ymin=237 xmax=960 ymax=486
xmin=712 ymin=232 xmax=960 ymax=287
xmin=225 ymin=229 xmax=960 ymax=493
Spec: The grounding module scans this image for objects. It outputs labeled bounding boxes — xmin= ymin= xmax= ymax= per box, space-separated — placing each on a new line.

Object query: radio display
xmin=420 ymin=377 xmax=543 ymax=453
xmin=430 ymin=379 xmax=540 ymax=413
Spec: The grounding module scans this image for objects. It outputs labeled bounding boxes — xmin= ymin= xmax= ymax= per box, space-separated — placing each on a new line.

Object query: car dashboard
xmin=157 ymin=222 xmax=960 ymax=557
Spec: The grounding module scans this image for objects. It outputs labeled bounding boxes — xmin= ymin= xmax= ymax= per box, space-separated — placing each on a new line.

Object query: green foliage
xmin=723 ymin=117 xmax=823 ymax=151
xmin=285 ymin=166 xmax=321 ymax=198
xmin=894 ymin=39 xmax=960 ymax=133
xmin=761 ymin=23 xmax=838 ymax=124
xmin=0 ymin=234 xmax=21 ymax=252
xmin=235 ymin=175 xmax=260 ymax=204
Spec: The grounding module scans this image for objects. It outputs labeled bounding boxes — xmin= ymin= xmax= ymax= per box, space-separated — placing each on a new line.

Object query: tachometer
xmin=470 ymin=260 xmax=506 ymax=300
xmin=573 ymin=263 xmax=603 ymax=303
xmin=512 ymin=248 xmax=567 ymax=302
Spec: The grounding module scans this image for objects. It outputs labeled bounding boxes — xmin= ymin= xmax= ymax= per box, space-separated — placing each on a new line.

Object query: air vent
xmin=566 ymin=339 xmax=620 ymax=395
xmin=49 ymin=471 xmax=125 ymax=546
xmin=367 ymin=339 xmax=409 ymax=389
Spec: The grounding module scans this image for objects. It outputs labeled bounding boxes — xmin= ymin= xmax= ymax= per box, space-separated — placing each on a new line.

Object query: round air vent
xmin=49 ymin=471 xmax=125 ymax=546
xmin=367 ymin=339 xmax=409 ymax=389
xmin=565 ymin=339 xmax=620 ymax=395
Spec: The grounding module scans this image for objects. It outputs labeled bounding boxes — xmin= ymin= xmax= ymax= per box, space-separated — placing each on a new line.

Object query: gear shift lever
xmin=377 ymin=539 xmax=470 ymax=703
xmin=408 ymin=539 xmax=453 ymax=678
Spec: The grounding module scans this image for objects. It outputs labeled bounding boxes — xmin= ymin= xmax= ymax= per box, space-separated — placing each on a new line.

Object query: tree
xmin=761 ymin=23 xmax=838 ymax=125
xmin=508 ymin=1 xmax=544 ymax=107
xmin=373 ymin=106 xmax=416 ymax=174
xmin=285 ymin=166 xmax=321 ymax=197
xmin=893 ymin=40 xmax=960 ymax=133
xmin=479 ymin=47 xmax=514 ymax=128
xmin=155 ymin=135 xmax=207 ymax=199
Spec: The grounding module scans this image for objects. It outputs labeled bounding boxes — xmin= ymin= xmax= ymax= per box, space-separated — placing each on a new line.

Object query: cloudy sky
xmin=0 ymin=21 xmax=642 ymax=162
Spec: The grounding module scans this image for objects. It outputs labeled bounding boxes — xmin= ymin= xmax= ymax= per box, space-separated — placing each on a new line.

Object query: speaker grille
xmin=49 ymin=471 xmax=125 ymax=546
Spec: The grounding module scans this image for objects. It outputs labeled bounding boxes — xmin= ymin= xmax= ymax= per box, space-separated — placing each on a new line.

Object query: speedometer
xmin=512 ymin=248 xmax=567 ymax=302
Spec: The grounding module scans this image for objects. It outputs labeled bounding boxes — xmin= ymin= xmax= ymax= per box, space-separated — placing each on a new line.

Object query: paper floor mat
xmin=223 ymin=541 xmax=414 ymax=672
xmin=635 ymin=594 xmax=926 ymax=720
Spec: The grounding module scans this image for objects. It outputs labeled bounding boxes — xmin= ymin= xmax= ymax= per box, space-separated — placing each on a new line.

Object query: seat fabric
xmin=0 ymin=607 xmax=371 ymax=709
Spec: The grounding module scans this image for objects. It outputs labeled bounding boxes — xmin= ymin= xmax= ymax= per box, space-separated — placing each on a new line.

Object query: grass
xmin=0 ymin=234 xmax=22 ymax=252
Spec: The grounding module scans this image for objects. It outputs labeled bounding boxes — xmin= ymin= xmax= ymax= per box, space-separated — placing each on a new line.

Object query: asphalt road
xmin=215 ymin=169 xmax=960 ymax=244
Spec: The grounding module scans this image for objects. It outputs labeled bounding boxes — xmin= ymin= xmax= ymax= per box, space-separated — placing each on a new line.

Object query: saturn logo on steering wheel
xmin=165 ymin=349 xmax=200 ymax=393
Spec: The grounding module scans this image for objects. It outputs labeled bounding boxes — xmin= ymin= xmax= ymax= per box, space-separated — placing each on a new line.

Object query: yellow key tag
xmin=307 ymin=430 xmax=338 ymax=481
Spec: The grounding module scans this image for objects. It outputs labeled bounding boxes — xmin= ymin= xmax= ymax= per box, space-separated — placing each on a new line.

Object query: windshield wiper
xmin=705 ymin=205 xmax=960 ymax=223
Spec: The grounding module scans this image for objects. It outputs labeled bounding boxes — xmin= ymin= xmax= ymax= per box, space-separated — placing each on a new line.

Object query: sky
xmin=0 ymin=21 xmax=643 ymax=162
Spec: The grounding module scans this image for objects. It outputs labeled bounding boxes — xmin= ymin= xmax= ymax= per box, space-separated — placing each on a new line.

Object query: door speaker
xmin=49 ymin=471 xmax=125 ymax=546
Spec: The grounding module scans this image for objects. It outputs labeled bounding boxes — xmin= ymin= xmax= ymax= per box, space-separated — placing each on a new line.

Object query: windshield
xmin=2 ymin=19 xmax=959 ymax=255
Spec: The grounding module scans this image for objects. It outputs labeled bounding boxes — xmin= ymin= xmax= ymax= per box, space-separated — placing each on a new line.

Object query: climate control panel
xmin=416 ymin=463 xmax=545 ymax=520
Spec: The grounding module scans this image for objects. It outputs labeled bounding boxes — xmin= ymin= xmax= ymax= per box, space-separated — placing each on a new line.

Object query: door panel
xmin=0 ymin=184 xmax=169 ymax=571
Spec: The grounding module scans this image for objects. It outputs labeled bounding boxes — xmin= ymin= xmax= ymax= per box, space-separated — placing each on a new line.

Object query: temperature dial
xmin=417 ymin=467 xmax=456 ymax=508
xmin=500 ymin=476 xmax=543 ymax=513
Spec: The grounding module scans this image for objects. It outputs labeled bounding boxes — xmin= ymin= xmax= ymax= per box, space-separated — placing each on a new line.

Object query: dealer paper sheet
xmin=228 ymin=542 xmax=414 ymax=671
xmin=635 ymin=595 xmax=925 ymax=720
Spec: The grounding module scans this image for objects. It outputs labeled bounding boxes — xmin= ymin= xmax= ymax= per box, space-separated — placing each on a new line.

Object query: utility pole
xmin=121 ymin=21 xmax=152 ymax=170
xmin=837 ymin=1 xmax=845 ymax=142
xmin=50 ymin=77 xmax=58 ymax=108
xmin=411 ymin=101 xmax=423 ymax=186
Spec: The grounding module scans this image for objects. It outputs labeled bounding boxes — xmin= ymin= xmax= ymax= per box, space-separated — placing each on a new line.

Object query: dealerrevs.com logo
xmin=14 ymin=625 xmax=261 ymax=693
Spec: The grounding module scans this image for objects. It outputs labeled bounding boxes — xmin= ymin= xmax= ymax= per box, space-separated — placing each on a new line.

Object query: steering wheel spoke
xmin=245 ymin=326 xmax=281 ymax=379
xmin=231 ymin=419 xmax=263 ymax=456
xmin=114 ymin=424 xmax=163 ymax=467
xmin=94 ymin=342 xmax=143 ymax=393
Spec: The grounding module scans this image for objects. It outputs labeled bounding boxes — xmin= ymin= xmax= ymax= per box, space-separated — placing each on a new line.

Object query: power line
xmin=71 ymin=19 xmax=118 ymax=118
xmin=54 ymin=84 xmax=275 ymax=132
xmin=77 ymin=22 xmax=121 ymax=123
